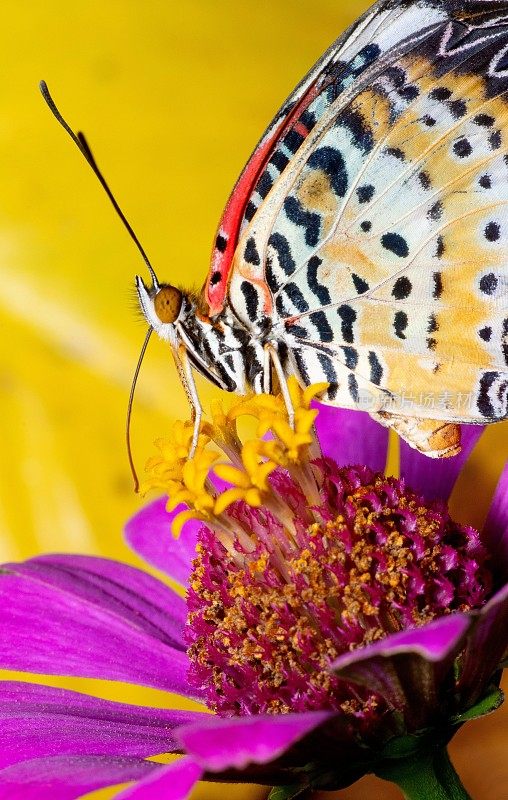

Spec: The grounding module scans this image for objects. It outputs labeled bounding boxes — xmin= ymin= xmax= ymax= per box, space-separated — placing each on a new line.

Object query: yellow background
xmin=0 ymin=2 xmax=506 ymax=798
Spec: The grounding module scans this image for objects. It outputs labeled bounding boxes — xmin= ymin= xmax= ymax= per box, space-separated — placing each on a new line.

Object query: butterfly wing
xmin=228 ymin=0 xmax=508 ymax=430
xmin=204 ymin=0 xmax=450 ymax=316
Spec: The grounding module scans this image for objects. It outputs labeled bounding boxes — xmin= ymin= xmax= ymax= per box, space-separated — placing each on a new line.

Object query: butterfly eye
xmin=154 ymin=285 xmax=183 ymax=323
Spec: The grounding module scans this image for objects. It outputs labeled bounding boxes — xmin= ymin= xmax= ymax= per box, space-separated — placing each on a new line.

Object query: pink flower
xmin=0 ymin=405 xmax=506 ymax=799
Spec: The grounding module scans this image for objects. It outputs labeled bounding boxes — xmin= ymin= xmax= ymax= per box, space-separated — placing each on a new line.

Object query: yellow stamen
xmin=213 ymin=441 xmax=278 ymax=514
xmin=142 ymin=379 xmax=328 ymax=539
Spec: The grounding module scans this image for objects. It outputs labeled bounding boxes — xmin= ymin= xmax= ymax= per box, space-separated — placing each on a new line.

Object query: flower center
xmin=187 ymin=465 xmax=491 ymax=717
xmin=140 ymin=382 xmax=492 ymax=719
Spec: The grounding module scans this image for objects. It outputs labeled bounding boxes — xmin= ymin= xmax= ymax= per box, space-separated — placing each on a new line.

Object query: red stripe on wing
xmin=205 ymin=82 xmax=320 ymax=317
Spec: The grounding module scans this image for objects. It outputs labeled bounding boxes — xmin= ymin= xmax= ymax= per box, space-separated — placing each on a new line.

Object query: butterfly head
xmin=136 ymin=275 xmax=184 ymax=338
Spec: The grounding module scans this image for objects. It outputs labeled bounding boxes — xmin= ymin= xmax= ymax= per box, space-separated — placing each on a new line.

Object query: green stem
xmin=374 ymin=747 xmax=472 ymax=800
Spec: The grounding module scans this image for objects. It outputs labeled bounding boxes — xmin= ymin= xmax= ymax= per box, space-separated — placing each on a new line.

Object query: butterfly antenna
xmin=39 ymin=80 xmax=159 ymax=289
xmin=127 ymin=326 xmax=153 ymax=492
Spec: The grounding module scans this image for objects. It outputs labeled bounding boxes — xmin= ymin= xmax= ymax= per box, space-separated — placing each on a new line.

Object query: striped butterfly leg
xmin=370 ymin=411 xmax=461 ymax=458
xmin=174 ymin=343 xmax=203 ymax=457
xmin=264 ymin=343 xmax=296 ymax=428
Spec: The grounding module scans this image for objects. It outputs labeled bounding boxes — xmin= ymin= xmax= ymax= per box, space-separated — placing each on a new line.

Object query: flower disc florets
xmin=186 ymin=462 xmax=491 ymax=718
xmin=142 ymin=379 xmax=492 ymax=727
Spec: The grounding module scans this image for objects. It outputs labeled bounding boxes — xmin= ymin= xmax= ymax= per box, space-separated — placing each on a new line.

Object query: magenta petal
xmin=30 ymin=553 xmax=187 ymax=645
xmin=313 ymin=403 xmax=389 ymax=471
xmin=178 ymin=711 xmax=331 ymax=772
xmin=482 ymin=461 xmax=508 ymax=578
xmin=0 ymin=557 xmax=198 ymax=698
xmin=125 ymin=499 xmax=199 ymax=587
xmin=115 ymin=757 xmax=202 ymax=800
xmin=0 ymin=681 xmax=207 ymax=769
xmin=0 ymin=755 xmax=157 ymax=800
xmin=333 ymin=614 xmax=470 ymax=668
xmin=399 ymin=424 xmax=483 ymax=502
xmin=331 ymin=615 xmax=471 ymax=729
xmin=459 ymin=584 xmax=508 ymax=705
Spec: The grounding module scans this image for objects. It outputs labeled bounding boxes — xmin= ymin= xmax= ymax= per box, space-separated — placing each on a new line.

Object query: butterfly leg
xmin=173 ymin=344 xmax=203 ymax=456
xmin=264 ymin=343 xmax=295 ymax=429
xmin=370 ymin=411 xmax=462 ymax=458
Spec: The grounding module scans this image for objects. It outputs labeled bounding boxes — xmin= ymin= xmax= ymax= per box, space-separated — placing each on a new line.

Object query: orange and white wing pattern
xmin=227 ymin=1 xmax=508 ymax=443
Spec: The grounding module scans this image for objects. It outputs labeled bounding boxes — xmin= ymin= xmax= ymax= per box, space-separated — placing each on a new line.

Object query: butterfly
xmin=44 ymin=0 xmax=508 ymax=459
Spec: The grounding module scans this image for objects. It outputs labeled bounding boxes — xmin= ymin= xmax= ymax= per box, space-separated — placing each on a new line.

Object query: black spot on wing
xmin=280 ymin=282 xmax=309 ymax=314
xmin=503 ymin=319 xmax=508 ymax=366
xmin=337 ymin=304 xmax=356 ymax=344
xmin=244 ymin=201 xmax=257 ymax=222
xmin=474 ymin=113 xmax=494 ymax=127
xmin=368 ymin=351 xmax=383 ymax=385
xmin=477 ymin=371 xmax=498 ymax=418
xmin=306 ymin=256 xmax=331 ymax=305
xmin=338 ymin=107 xmax=374 ymax=155
xmin=428 ymin=313 xmax=439 ymax=333
xmin=215 ymin=233 xmax=227 ymax=253
xmin=244 ymin=237 xmax=260 ymax=266
xmin=385 ymin=146 xmax=405 ymax=161
xmin=268 ymin=233 xmax=295 ymax=277
xmin=285 ymin=322 xmax=309 ymax=339
xmin=484 ymin=222 xmax=501 ymax=242
xmin=428 ymin=201 xmax=443 ymax=221
xmin=392 ymin=276 xmax=412 ymax=300
xmin=240 ymin=281 xmax=259 ymax=322
xmin=316 ymin=351 xmax=338 ymax=395
xmin=309 ymin=311 xmax=333 ymax=343
xmin=283 ymin=129 xmax=305 ymax=154
xmin=270 ymin=150 xmax=290 ymax=172
xmin=360 ymin=220 xmax=372 ymax=233
xmin=275 ymin=294 xmax=291 ymax=316
xmin=489 ymin=130 xmax=502 ymax=150
xmin=433 ymin=272 xmax=443 ymax=298
xmin=479 ymin=325 xmax=492 ymax=342
xmin=453 ymin=138 xmax=473 ymax=158
xmin=348 ymin=373 xmax=359 ymax=403
xmin=357 ymin=184 xmax=375 ymax=203
xmin=265 ymin=256 xmax=278 ymax=294
xmin=342 ymin=346 xmax=358 ymax=370
xmin=284 ymin=196 xmax=321 ymax=247
xmin=419 ymin=171 xmax=431 ymax=190
xmin=394 ymin=311 xmax=408 ymax=339
xmin=293 ymin=348 xmax=311 ymax=385
xmin=399 ymin=84 xmax=419 ymax=103
xmin=352 ymin=274 xmax=369 ymax=294
xmin=381 ymin=232 xmax=409 ymax=258
xmin=449 ymin=99 xmax=467 ymax=119
xmin=429 ymin=86 xmax=452 ymax=101
xmin=266 ymin=233 xmax=295 ymax=293
xmin=384 ymin=65 xmax=406 ymax=88
xmin=300 ymin=109 xmax=316 ymax=130
xmin=479 ymin=273 xmax=498 ymax=295
xmin=256 ymin=170 xmax=273 ymax=200
xmin=307 ymin=146 xmax=348 ymax=197
xmin=327 ymin=42 xmax=380 ymax=102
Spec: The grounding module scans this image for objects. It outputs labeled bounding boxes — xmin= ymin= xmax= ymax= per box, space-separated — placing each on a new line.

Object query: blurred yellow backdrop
xmin=0 ymin=2 xmax=506 ymax=798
